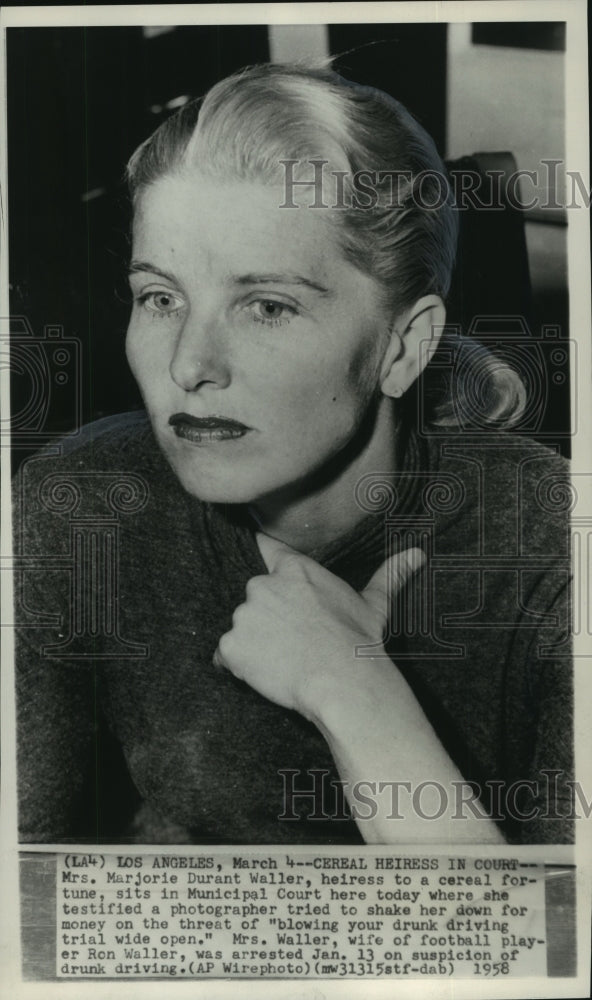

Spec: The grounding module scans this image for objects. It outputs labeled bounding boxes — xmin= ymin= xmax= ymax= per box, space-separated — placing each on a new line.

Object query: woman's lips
xmin=168 ymin=412 xmax=250 ymax=443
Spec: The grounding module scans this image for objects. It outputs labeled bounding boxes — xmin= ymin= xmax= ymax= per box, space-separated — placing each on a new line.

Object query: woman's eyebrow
xmin=128 ymin=263 xmax=332 ymax=296
xmin=234 ymin=273 xmax=332 ymax=296
xmin=128 ymin=261 xmax=180 ymax=285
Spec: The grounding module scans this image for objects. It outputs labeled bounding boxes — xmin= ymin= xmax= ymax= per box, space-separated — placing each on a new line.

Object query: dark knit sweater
xmin=14 ymin=412 xmax=573 ymax=844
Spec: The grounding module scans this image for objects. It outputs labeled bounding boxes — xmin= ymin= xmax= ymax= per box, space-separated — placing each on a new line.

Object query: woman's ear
xmin=380 ymin=295 xmax=446 ymax=398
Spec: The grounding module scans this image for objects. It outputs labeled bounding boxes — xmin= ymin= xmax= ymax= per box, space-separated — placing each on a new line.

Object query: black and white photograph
xmin=1 ymin=3 xmax=590 ymax=997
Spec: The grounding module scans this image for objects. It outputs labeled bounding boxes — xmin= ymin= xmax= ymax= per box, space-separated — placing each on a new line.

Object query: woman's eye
xmin=251 ymin=299 xmax=296 ymax=327
xmin=136 ymin=290 xmax=184 ymax=315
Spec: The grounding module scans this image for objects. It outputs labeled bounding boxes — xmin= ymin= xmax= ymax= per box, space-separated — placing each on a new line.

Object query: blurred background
xmin=7 ymin=21 xmax=570 ymax=467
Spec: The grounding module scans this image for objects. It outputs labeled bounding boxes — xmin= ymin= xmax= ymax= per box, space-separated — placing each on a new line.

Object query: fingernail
xmin=406 ymin=548 xmax=426 ymax=572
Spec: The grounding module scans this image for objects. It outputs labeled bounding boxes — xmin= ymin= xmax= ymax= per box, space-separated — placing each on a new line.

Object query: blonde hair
xmin=126 ymin=62 xmax=526 ymax=429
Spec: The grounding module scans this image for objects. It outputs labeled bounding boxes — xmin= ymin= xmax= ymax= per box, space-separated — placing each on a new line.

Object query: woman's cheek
xmin=125 ymin=323 xmax=144 ymax=380
xmin=346 ymin=334 xmax=385 ymax=399
xmin=126 ymin=332 xmax=165 ymax=401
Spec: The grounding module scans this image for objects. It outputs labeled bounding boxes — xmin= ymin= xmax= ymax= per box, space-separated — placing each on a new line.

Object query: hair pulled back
xmin=127 ymin=62 xmax=525 ymax=429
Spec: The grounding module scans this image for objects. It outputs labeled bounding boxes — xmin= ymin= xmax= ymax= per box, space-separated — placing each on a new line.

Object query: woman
xmin=15 ymin=63 xmax=573 ymax=845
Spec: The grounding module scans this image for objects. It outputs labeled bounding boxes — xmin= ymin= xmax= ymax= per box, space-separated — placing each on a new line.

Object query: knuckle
xmin=217 ymin=631 xmax=233 ymax=658
xmin=231 ymin=602 xmax=246 ymax=626
xmin=362 ymin=594 xmax=388 ymax=632
xmin=278 ymin=553 xmax=307 ymax=577
xmin=245 ymin=574 xmax=268 ymax=599
xmin=369 ymin=608 xmax=388 ymax=637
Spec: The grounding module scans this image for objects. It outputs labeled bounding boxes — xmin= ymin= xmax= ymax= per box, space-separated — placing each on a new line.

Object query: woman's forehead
xmin=134 ymin=168 xmax=332 ymax=224
xmin=132 ymin=171 xmax=349 ymax=282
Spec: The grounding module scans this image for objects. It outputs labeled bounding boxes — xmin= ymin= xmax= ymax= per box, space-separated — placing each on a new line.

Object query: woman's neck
xmin=250 ymin=400 xmax=400 ymax=554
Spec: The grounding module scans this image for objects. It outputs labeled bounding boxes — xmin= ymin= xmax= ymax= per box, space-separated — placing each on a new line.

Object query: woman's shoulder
xmin=14 ymin=410 xmax=165 ymax=484
xmin=12 ymin=411 xmax=195 ymax=536
xmin=424 ymin=429 xmax=571 ymax=554
xmin=43 ymin=409 xmax=154 ymax=466
xmin=429 ymin=428 xmax=570 ymax=485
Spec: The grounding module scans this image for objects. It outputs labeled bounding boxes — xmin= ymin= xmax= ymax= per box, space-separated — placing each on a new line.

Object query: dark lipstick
xmin=168 ymin=412 xmax=250 ymax=443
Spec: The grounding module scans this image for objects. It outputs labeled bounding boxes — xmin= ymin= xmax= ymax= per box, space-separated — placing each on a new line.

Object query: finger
xmin=361 ymin=547 xmax=426 ymax=618
xmin=255 ymin=530 xmax=303 ymax=573
xmin=212 ymin=647 xmax=226 ymax=670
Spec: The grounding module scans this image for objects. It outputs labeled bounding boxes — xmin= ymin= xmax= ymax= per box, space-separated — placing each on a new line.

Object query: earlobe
xmin=381 ymin=295 xmax=446 ymax=398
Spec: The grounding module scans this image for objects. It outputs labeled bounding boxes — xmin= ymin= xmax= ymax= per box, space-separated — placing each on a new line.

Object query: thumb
xmin=361 ymin=546 xmax=426 ymax=617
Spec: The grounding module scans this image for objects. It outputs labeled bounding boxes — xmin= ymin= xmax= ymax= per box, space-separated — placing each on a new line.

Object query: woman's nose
xmin=169 ymin=315 xmax=231 ymax=391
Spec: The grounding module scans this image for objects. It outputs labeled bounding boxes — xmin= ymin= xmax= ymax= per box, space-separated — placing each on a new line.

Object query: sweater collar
xmin=202 ymin=421 xmax=433 ymax=592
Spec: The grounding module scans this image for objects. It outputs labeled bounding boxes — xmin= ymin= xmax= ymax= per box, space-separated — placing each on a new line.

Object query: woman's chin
xmin=154 ymin=437 xmax=252 ymax=504
xmin=171 ymin=465 xmax=263 ymax=506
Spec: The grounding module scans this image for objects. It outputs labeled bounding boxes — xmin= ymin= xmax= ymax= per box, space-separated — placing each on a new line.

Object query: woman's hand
xmin=213 ymin=531 xmax=424 ymax=723
xmin=213 ymin=531 xmax=505 ymax=843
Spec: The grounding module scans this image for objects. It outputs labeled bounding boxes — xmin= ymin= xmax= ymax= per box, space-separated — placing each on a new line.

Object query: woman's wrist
xmin=305 ymin=652 xmax=506 ymax=844
xmin=300 ymin=645 xmax=402 ymax=736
